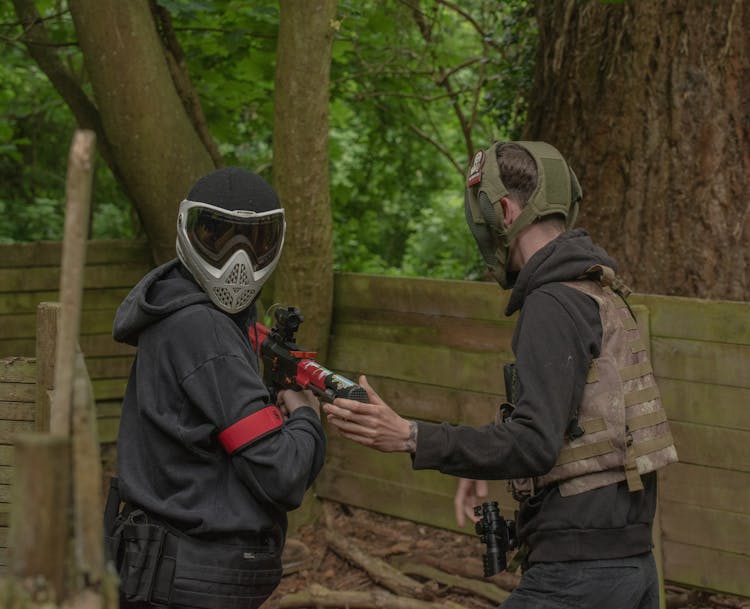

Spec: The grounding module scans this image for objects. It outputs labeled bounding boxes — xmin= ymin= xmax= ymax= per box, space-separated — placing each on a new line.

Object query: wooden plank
xmin=333 ymin=373 xmax=500 ymax=427
xmin=315 ymin=465 xmax=514 ymax=535
xmin=0 ymin=421 xmax=35 ymax=443
xmin=0 ymin=308 xmax=117 ymax=340
xmin=97 ymin=417 xmax=120 ymax=444
xmin=85 ymin=356 xmax=134 ymax=379
xmin=332 ymin=314 xmax=515 ymax=354
xmin=658 ymin=377 xmax=750 ymax=431
xmin=670 ymin=421 xmax=750 ymax=472
xmin=96 ymin=401 xmax=122 ymax=418
xmin=0 ymin=446 xmax=13 ymax=466
xmin=0 ymin=467 xmax=12 ymax=486
xmin=328 ymin=335 xmax=513 ymax=393
xmin=0 ymin=263 xmax=148 ymax=293
xmin=0 ymin=383 xmax=35 ymax=403
xmin=334 ymin=273 xmax=510 ymax=322
xmin=0 ymin=334 xmax=136 ymax=360
xmin=659 ymin=499 xmax=750 ymax=556
xmin=0 ymin=357 xmax=35 ymax=384
xmin=651 ymin=337 xmax=750 ymax=389
xmin=0 ymin=402 xmax=35 ymax=421
xmin=662 ymin=540 xmax=750 ymax=597
xmin=0 ymin=287 xmax=132 ymax=315
xmin=325 ymin=438 xmax=449 ymax=493
xmin=79 ymin=334 xmax=136 ymax=358
xmin=92 ymin=378 xmax=128 ymax=401
xmin=659 ymin=463 xmax=750 ymax=512
xmin=632 ymin=293 xmax=750 ymax=346
xmin=0 ymin=338 xmax=35 ymax=359
xmin=0 ymin=239 xmax=151 ymax=268
xmin=324 ymin=437 xmax=514 ymax=508
xmin=0 ymin=485 xmax=9 ymax=503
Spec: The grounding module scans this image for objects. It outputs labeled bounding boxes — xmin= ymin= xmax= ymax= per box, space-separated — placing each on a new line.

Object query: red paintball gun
xmin=249 ymin=306 xmax=368 ymax=404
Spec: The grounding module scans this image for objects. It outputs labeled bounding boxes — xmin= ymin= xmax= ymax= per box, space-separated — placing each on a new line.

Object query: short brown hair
xmin=495 ymin=143 xmax=537 ymax=206
xmin=496 ymin=143 xmax=565 ymax=229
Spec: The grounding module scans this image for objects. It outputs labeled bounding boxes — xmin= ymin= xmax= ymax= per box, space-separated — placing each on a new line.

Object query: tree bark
xmin=68 ymin=0 xmax=215 ymax=264
xmin=272 ymin=0 xmax=337 ymax=358
xmin=525 ymin=0 xmax=750 ymax=301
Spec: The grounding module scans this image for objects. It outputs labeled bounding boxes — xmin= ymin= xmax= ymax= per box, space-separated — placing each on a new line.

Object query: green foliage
xmin=164 ymin=0 xmax=280 ymax=174
xmin=0 ymin=1 xmax=136 ymax=243
xmin=0 ymin=0 xmax=536 ymax=280
xmin=328 ymin=0 xmax=536 ymax=279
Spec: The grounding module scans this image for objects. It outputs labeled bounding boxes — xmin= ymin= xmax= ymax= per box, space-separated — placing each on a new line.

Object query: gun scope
xmin=474 ymin=501 xmax=516 ymax=577
xmin=273 ymin=306 xmax=303 ymax=343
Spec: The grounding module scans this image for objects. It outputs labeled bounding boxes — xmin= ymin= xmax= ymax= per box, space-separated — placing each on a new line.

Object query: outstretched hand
xmin=323 ymin=375 xmax=414 ymax=453
xmin=454 ymin=478 xmax=489 ymax=528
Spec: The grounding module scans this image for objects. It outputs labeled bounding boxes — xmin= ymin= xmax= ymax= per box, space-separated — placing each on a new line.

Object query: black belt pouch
xmin=117 ymin=510 xmax=168 ymax=602
xmin=163 ymin=535 xmax=283 ymax=609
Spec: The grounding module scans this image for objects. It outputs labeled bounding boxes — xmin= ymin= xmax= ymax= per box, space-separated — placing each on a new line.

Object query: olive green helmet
xmin=464 ymin=141 xmax=582 ymax=288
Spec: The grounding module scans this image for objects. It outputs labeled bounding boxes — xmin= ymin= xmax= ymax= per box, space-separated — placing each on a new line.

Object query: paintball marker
xmin=474 ymin=501 xmax=517 ymax=576
xmin=249 ymin=306 xmax=369 ymax=404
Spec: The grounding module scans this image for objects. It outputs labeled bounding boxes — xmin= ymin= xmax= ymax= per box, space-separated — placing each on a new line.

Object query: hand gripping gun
xmin=249 ymin=306 xmax=369 ymax=404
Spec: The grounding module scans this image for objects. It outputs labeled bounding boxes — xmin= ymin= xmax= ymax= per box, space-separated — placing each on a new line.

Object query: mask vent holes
xmin=235 ymin=288 xmax=255 ymax=309
xmin=227 ymin=263 xmax=249 ymax=286
xmin=213 ymin=287 xmax=233 ymax=308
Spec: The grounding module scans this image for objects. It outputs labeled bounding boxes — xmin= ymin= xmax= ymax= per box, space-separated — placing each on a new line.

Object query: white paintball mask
xmin=176 ymin=200 xmax=285 ymax=314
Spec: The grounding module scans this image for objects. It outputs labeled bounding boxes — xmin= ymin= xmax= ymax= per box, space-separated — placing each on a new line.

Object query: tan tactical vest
xmin=510 ymin=267 xmax=678 ymax=498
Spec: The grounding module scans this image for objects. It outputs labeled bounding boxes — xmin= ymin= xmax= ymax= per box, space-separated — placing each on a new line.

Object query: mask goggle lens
xmin=185 ymin=204 xmax=284 ymax=270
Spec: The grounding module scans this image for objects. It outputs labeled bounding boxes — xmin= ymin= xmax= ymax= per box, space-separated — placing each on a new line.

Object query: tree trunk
xmin=272 ymin=1 xmax=337 ymax=358
xmin=525 ymin=0 xmax=750 ymax=301
xmin=68 ymin=0 xmax=216 ymax=264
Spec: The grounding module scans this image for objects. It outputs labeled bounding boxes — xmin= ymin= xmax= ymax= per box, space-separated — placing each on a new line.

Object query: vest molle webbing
xmin=516 ymin=267 xmax=678 ymax=498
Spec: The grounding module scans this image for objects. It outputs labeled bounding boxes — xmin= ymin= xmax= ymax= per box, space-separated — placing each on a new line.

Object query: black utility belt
xmin=108 ymin=509 xmax=283 ymax=609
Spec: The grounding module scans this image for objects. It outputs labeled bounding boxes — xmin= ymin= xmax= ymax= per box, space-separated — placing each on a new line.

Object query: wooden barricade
xmin=0 ymin=247 xmax=748 ymax=598
xmin=634 ymin=294 xmax=750 ymax=597
xmin=0 ymin=357 xmax=36 ymax=572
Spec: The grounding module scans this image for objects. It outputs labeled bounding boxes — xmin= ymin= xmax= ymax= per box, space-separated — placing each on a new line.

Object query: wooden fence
xmin=0 ymin=239 xmax=747 ymax=597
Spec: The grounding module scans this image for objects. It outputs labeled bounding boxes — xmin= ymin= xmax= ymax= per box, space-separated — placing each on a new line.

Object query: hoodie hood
xmin=113 ymin=259 xmax=211 ymax=346
xmin=506 ymin=229 xmax=617 ymax=316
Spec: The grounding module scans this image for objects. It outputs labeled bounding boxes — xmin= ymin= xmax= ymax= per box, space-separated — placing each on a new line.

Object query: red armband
xmin=218 ymin=405 xmax=284 ymax=454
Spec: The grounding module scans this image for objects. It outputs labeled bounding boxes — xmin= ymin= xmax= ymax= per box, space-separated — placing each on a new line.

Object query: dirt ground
xmin=265 ymin=500 xmax=749 ymax=609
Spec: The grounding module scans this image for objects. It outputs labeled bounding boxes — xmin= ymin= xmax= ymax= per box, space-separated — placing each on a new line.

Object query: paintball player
xmin=107 ymin=167 xmax=326 ymax=609
xmin=323 ymin=141 xmax=677 ymax=609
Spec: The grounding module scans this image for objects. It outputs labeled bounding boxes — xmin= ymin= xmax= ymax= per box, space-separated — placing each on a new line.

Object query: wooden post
xmin=71 ymin=351 xmax=105 ymax=582
xmin=7 ymin=130 xmax=101 ymax=605
xmin=9 ymin=433 xmax=71 ymax=602
xmin=35 ymin=302 xmax=61 ymax=432
xmin=50 ymin=129 xmax=96 ymax=437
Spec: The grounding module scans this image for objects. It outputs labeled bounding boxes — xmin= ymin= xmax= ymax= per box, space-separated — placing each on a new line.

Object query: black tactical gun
xmin=249 ymin=306 xmax=368 ymax=404
xmin=474 ymin=501 xmax=517 ymax=576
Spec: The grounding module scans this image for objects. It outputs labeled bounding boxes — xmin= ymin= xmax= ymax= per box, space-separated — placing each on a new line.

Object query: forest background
xmin=1 ymin=0 xmax=748 ymax=354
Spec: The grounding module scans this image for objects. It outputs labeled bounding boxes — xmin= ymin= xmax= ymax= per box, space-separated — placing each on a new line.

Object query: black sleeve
xmin=412 ymin=286 xmax=600 ymax=480
xmin=175 ymin=300 xmax=327 ymax=511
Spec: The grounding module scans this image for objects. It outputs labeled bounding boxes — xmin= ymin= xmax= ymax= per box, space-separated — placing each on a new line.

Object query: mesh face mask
xmin=176 ymin=200 xmax=285 ymax=313
xmin=464 ymin=141 xmax=582 ymax=289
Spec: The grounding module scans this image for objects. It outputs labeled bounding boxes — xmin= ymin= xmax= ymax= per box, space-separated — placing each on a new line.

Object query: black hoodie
xmin=112 ymin=260 xmax=326 ymax=545
xmin=413 ymin=230 xmax=656 ymax=563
